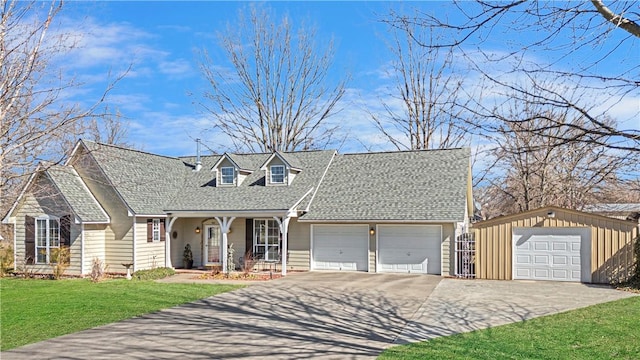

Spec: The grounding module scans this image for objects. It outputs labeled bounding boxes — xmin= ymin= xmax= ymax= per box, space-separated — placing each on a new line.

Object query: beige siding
xmin=473 ymin=207 xmax=638 ymax=284
xmin=441 ymin=223 xmax=455 ymax=277
xmin=10 ymin=175 xmax=82 ymax=275
xmin=83 ymin=224 xmax=107 ymax=273
xmin=135 ymin=218 xmax=166 ymax=270
xmin=288 ymin=218 xmax=310 ymax=271
xmin=73 ymin=149 xmax=133 ymax=273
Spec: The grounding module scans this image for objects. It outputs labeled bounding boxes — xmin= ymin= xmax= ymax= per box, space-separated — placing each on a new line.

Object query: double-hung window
xmin=36 ymin=217 xmax=60 ymax=264
xmin=270 ymin=165 xmax=285 ymax=184
xmin=152 ymin=219 xmax=161 ymax=242
xmin=254 ymin=219 xmax=280 ymax=261
xmin=220 ymin=167 xmax=234 ymax=185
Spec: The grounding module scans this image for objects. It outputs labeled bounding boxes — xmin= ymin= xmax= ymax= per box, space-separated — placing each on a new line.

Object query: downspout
xmin=132 ymin=216 xmax=137 ymax=273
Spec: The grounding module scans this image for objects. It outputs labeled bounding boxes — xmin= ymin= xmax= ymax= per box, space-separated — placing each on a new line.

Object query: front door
xmin=204 ymin=225 xmax=221 ymax=264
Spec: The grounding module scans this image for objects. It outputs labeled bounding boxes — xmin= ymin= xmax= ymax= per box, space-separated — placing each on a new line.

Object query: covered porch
xmin=164 ymin=211 xmax=299 ymax=276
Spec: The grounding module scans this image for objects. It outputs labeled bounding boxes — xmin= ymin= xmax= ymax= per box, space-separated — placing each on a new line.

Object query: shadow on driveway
xmin=4 ymin=272 xmax=440 ymax=359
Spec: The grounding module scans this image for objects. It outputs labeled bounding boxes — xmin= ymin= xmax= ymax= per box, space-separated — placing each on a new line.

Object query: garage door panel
xmin=378 ymin=225 xmax=441 ymax=274
xmin=312 ymin=225 xmax=368 ymax=272
xmin=513 ymin=228 xmax=591 ymax=282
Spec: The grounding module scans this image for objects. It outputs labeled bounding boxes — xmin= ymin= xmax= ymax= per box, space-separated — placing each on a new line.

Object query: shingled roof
xmin=80 ymin=141 xmax=187 ymax=215
xmin=299 ymin=148 xmax=471 ymax=222
xmin=166 ymin=150 xmax=336 ymax=212
xmin=45 ymin=166 xmax=110 ymax=223
xmin=67 ymin=141 xmax=469 ymax=221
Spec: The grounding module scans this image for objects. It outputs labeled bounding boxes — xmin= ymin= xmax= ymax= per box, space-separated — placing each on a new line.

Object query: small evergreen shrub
xmin=132 ymin=267 xmax=175 ymax=280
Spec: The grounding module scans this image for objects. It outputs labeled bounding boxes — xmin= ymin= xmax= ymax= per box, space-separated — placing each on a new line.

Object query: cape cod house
xmin=3 ymin=140 xmax=473 ymax=277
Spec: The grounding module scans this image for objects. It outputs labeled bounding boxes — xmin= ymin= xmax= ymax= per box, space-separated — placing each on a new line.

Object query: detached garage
xmin=473 ymin=206 xmax=638 ymax=284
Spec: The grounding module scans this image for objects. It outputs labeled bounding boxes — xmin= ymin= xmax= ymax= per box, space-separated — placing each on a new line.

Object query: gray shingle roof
xmin=300 ymin=148 xmax=470 ymax=222
xmin=167 ymin=150 xmax=336 ymax=212
xmin=74 ymin=141 xmax=469 ymax=222
xmin=82 ymin=141 xmax=187 ymax=215
xmin=46 ymin=166 xmax=109 ymax=223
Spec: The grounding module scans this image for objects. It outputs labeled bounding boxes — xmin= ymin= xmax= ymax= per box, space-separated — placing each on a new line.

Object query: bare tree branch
xmin=198 ymin=5 xmax=348 ymax=153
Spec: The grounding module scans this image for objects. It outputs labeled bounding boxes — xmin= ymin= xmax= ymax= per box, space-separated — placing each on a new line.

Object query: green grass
xmin=0 ymin=278 xmax=242 ymax=350
xmin=380 ymin=296 xmax=640 ymax=360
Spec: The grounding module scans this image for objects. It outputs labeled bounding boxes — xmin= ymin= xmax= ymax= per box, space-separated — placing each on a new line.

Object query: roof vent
xmin=194 ymin=138 xmax=202 ymax=172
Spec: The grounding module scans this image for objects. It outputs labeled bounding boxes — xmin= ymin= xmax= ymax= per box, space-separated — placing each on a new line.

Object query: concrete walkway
xmin=3 ymin=273 xmax=636 ymax=359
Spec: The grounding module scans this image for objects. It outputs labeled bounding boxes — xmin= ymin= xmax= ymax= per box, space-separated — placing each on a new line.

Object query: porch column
xmin=165 ymin=217 xmax=179 ymax=269
xmin=274 ymin=212 xmax=293 ymax=276
xmin=215 ymin=216 xmax=236 ymax=273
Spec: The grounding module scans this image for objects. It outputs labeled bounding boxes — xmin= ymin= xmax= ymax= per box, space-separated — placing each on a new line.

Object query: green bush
xmin=132 ymin=267 xmax=175 ymax=280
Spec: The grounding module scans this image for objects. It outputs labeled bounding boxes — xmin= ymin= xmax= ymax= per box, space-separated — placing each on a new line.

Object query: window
xmin=270 ymin=165 xmax=285 ymax=184
xmin=36 ymin=218 xmax=60 ymax=264
xmin=220 ymin=167 xmax=235 ymax=185
xmin=146 ymin=218 xmax=165 ymax=242
xmin=254 ymin=219 xmax=280 ymax=261
xmin=152 ymin=219 xmax=161 ymax=242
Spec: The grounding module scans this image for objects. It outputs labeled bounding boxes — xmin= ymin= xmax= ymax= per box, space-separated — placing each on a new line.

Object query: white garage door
xmin=377 ymin=225 xmax=442 ymax=274
xmin=312 ymin=225 xmax=369 ymax=271
xmin=513 ymin=228 xmax=591 ymax=282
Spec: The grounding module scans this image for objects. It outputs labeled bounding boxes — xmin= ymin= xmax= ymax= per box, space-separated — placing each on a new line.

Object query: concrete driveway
xmin=4 ymin=273 xmax=636 ymax=359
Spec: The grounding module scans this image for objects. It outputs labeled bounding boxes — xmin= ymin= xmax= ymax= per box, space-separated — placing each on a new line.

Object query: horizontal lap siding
xmin=474 ymin=208 xmax=637 ymax=284
xmin=83 ymin=225 xmax=107 ymax=273
xmin=135 ymin=219 xmax=165 ymax=270
xmin=441 ymin=223 xmax=455 ymax=276
xmin=74 ymin=151 xmax=133 ymax=273
xmin=11 ymin=177 xmax=82 ymax=275
xmin=105 ymin=226 xmax=132 ymax=273
xmin=288 ymin=219 xmax=310 ymax=271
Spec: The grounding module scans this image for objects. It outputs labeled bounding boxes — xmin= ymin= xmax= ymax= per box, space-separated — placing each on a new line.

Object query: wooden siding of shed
xmin=474 ymin=208 xmax=637 ymax=284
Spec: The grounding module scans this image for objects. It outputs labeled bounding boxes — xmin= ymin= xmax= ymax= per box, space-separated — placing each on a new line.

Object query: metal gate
xmin=455 ymin=232 xmax=475 ymax=278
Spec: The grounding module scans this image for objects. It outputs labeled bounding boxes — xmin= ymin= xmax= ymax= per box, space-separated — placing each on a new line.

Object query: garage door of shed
xmin=512 ymin=227 xmax=591 ymax=282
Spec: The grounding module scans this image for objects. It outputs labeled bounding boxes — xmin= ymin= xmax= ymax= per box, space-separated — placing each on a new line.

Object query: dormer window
xmin=220 ymin=167 xmax=235 ymax=185
xmin=270 ymin=165 xmax=285 ymax=184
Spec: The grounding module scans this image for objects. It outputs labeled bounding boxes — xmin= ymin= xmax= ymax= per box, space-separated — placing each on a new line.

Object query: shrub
xmin=0 ymin=242 xmax=14 ymax=277
xmin=49 ymin=246 xmax=70 ymax=280
xmin=90 ymin=257 xmax=108 ymax=282
xmin=241 ymin=251 xmax=258 ymax=276
xmin=132 ymin=267 xmax=175 ymax=280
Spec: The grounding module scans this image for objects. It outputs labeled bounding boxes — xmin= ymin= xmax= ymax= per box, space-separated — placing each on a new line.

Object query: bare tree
xmin=384 ymin=1 xmax=640 ymax=152
xmin=198 ymin=5 xmax=347 ymax=153
xmin=372 ymin=17 xmax=473 ymax=150
xmin=0 ymin=0 xmax=126 ymax=216
xmin=478 ymin=90 xmax=629 ymax=218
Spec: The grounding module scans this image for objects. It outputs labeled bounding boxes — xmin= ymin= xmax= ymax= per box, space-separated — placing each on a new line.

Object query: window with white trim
xmin=270 ymin=165 xmax=285 ymax=184
xmin=36 ymin=217 xmax=60 ymax=264
xmin=152 ymin=218 xmax=161 ymax=242
xmin=254 ymin=219 xmax=280 ymax=261
xmin=220 ymin=166 xmax=235 ymax=185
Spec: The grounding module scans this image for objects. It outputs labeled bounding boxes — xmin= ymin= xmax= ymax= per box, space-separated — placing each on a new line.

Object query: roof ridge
xmin=82 ymin=139 xmax=181 ymax=161
xmin=340 ymin=147 xmax=469 ymax=156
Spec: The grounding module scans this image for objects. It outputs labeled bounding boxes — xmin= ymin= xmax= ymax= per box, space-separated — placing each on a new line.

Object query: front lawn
xmin=0 ymin=278 xmax=242 ymax=350
xmin=380 ymin=295 xmax=640 ymax=359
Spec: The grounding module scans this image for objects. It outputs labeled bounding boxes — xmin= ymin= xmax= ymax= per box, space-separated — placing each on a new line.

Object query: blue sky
xmin=49 ymin=1 xmax=638 ymax=157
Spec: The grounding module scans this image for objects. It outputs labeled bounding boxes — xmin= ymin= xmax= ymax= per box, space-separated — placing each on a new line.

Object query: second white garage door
xmin=377 ymin=225 xmax=442 ymax=274
xmin=312 ymin=225 xmax=369 ymax=271
xmin=513 ymin=227 xmax=591 ymax=282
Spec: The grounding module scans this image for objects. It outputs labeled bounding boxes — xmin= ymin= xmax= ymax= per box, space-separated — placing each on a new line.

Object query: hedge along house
xmin=3 ymin=140 xmax=473 ymax=277
xmin=473 ymin=206 xmax=638 ymax=284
